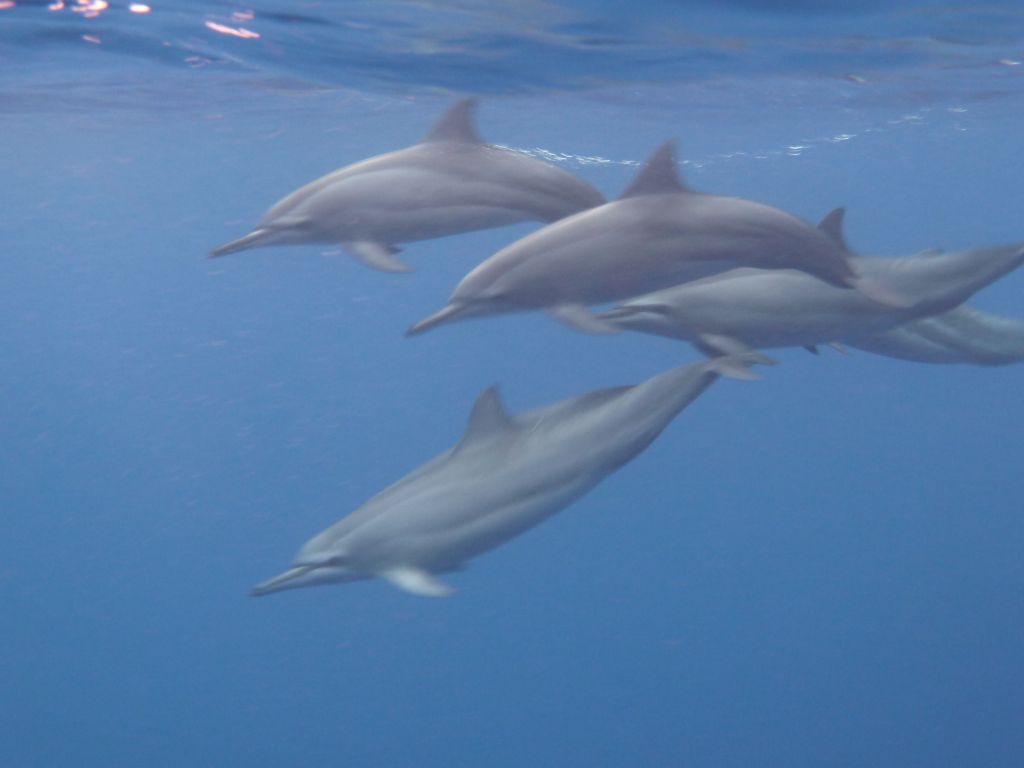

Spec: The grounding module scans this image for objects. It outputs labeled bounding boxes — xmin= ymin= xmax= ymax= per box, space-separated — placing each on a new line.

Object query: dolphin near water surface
xmin=408 ymin=142 xmax=900 ymax=337
xmin=598 ymin=233 xmax=1024 ymax=358
xmin=211 ymin=99 xmax=605 ymax=272
xmin=251 ymin=356 xmax=762 ymax=598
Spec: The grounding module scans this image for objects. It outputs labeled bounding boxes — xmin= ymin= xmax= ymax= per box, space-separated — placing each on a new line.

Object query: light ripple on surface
xmin=1 ymin=0 xmax=1023 ymax=101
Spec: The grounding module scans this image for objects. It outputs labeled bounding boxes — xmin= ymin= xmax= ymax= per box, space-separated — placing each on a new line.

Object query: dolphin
xmin=851 ymin=305 xmax=1024 ymax=366
xmin=596 ymin=228 xmax=1024 ymax=358
xmin=407 ymin=142 xmax=899 ymax=337
xmin=251 ymin=355 xmax=763 ymax=598
xmin=210 ymin=99 xmax=605 ymax=272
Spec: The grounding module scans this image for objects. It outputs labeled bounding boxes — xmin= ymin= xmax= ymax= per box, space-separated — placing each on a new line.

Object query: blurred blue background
xmin=1 ymin=2 xmax=1023 ymax=766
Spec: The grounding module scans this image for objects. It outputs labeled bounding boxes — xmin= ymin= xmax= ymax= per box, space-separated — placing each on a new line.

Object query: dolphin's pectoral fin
xmin=704 ymin=352 xmax=776 ymax=381
xmin=803 ymin=344 xmax=820 ymax=354
xmin=381 ymin=567 xmax=454 ymax=598
xmin=695 ymin=334 xmax=775 ymax=380
xmin=344 ymin=241 xmax=413 ymax=273
xmin=696 ymin=333 xmax=755 ymax=357
xmin=548 ymin=304 xmax=622 ymax=335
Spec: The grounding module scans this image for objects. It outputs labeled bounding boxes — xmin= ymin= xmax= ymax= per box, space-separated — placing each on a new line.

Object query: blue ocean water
xmin=2 ymin=2 xmax=1024 ymax=766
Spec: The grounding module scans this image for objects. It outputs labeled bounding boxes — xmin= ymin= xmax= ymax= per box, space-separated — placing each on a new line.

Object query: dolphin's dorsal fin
xmin=459 ymin=386 xmax=514 ymax=447
xmin=422 ymin=98 xmax=482 ymax=144
xmin=817 ymin=207 xmax=852 ymax=252
xmin=618 ymin=141 xmax=690 ymax=199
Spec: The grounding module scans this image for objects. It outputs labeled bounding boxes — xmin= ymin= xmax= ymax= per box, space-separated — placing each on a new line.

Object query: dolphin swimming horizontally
xmin=851 ymin=305 xmax=1024 ymax=366
xmin=251 ymin=355 xmax=763 ymax=598
xmin=407 ymin=142 xmax=901 ymax=337
xmin=210 ymin=99 xmax=605 ymax=272
xmin=597 ymin=230 xmax=1024 ymax=358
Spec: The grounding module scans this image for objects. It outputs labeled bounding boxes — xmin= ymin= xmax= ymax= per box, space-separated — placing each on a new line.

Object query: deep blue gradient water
xmin=3 ymin=3 xmax=1024 ymax=767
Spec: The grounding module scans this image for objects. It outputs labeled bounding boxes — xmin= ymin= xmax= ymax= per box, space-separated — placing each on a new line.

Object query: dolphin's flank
xmin=251 ymin=356 xmax=764 ymax=598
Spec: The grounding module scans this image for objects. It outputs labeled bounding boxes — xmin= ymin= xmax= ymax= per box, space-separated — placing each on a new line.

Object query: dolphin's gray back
xmin=261 ymin=142 xmax=601 ymax=228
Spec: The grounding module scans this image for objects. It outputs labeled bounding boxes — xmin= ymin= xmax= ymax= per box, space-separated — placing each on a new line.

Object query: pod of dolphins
xmin=213 ymin=100 xmax=1024 ymax=598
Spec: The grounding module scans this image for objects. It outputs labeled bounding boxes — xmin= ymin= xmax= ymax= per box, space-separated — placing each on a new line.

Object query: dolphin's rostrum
xmin=252 ymin=356 xmax=763 ymax=598
xmin=211 ymin=99 xmax=605 ymax=272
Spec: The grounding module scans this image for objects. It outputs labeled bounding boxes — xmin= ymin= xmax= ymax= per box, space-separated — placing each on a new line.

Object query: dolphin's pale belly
xmin=667 ymin=284 xmax=909 ymax=346
xmin=336 ymin=415 xmax=671 ymax=575
xmin=339 ymin=470 xmax=604 ymax=574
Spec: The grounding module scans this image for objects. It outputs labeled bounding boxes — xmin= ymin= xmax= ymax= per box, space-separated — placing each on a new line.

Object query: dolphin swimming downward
xmin=408 ymin=142 xmax=904 ymax=337
xmin=597 ymin=224 xmax=1024 ymax=358
xmin=251 ymin=355 xmax=763 ymax=598
xmin=211 ymin=99 xmax=605 ymax=272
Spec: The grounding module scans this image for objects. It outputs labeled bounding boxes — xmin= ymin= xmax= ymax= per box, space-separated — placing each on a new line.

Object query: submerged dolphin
xmin=598 ymin=231 xmax=1024 ymax=357
xmin=408 ymin=142 xmax=896 ymax=337
xmin=851 ymin=305 xmax=1024 ymax=366
xmin=211 ymin=99 xmax=604 ymax=272
xmin=252 ymin=356 xmax=762 ymax=598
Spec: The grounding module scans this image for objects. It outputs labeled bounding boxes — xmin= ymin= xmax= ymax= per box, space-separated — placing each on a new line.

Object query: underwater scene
xmin=3 ymin=1 xmax=1024 ymax=766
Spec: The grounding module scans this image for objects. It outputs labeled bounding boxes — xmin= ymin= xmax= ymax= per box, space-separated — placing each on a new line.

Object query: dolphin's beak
xmin=210 ymin=228 xmax=273 ymax=258
xmin=406 ymin=302 xmax=472 ymax=337
xmin=250 ymin=565 xmax=316 ymax=597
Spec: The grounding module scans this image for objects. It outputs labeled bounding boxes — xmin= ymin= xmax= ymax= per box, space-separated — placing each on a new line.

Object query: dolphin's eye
xmin=325 ymin=556 xmax=347 ymax=567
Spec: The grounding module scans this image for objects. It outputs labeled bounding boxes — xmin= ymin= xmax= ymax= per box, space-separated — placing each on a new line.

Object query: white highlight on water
xmin=497 ymin=105 xmax=971 ymax=172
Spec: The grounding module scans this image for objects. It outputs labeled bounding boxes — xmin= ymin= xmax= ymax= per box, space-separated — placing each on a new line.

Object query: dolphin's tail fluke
xmin=210 ymin=228 xmax=275 ymax=258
